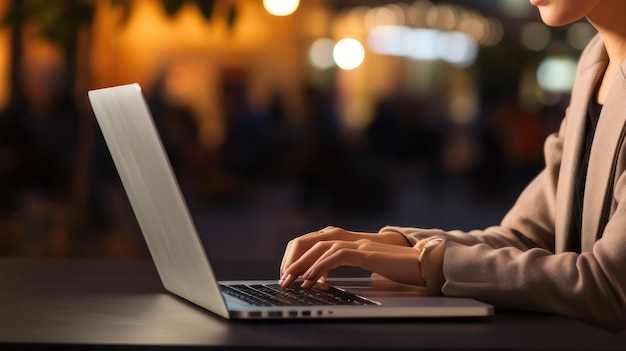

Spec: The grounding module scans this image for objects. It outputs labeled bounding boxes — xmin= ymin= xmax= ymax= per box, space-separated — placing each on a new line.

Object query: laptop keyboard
xmin=220 ymin=283 xmax=377 ymax=307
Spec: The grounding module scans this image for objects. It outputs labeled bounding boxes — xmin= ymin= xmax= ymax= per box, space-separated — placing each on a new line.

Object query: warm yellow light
xmin=333 ymin=38 xmax=365 ymax=70
xmin=263 ymin=0 xmax=300 ymax=17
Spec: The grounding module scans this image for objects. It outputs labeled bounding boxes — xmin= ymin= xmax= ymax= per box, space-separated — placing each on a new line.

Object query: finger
xmin=295 ymin=239 xmax=387 ymax=281
xmin=280 ymin=233 xmax=317 ymax=276
xmin=301 ymin=243 xmax=425 ymax=288
xmin=370 ymin=272 xmax=388 ymax=280
xmin=279 ymin=240 xmax=296 ymax=276
xmin=300 ymin=247 xmax=367 ymax=288
xmin=318 ymin=272 xmax=328 ymax=284
xmin=280 ymin=240 xmax=337 ymax=287
xmin=278 ymin=272 xmax=297 ymax=288
xmin=280 ymin=226 xmax=373 ymax=275
xmin=279 ymin=227 xmax=337 ymax=275
xmin=281 ymin=240 xmax=364 ymax=288
xmin=279 ymin=272 xmax=327 ymax=289
xmin=282 ymin=240 xmax=354 ymax=281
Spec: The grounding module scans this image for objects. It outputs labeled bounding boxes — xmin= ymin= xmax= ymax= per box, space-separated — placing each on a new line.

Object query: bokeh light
xmin=440 ymin=32 xmax=478 ymax=67
xmin=309 ymin=38 xmax=336 ymax=70
xmin=263 ymin=0 xmax=300 ymax=17
xmin=497 ymin=0 xmax=533 ymax=17
xmin=333 ymin=38 xmax=365 ymax=70
xmin=567 ymin=22 xmax=597 ymax=50
xmin=368 ymin=25 xmax=478 ymax=67
xmin=520 ymin=22 xmax=551 ymax=51
xmin=537 ymin=56 xmax=577 ymax=93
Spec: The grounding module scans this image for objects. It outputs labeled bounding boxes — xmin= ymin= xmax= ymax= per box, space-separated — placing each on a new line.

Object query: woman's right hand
xmin=279 ymin=226 xmax=416 ymax=288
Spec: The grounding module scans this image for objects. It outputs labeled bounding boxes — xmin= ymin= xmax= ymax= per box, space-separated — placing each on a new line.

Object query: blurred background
xmin=0 ymin=0 xmax=596 ymax=268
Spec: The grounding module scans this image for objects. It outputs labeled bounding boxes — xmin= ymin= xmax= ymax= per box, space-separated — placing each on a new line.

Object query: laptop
xmin=88 ymin=83 xmax=494 ymax=320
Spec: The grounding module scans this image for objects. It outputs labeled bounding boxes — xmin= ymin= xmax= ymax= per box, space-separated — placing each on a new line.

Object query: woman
xmin=279 ymin=0 xmax=626 ymax=331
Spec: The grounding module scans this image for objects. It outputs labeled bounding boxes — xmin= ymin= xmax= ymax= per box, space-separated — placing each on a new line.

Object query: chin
xmin=536 ymin=5 xmax=591 ymax=28
xmin=539 ymin=14 xmax=580 ymax=27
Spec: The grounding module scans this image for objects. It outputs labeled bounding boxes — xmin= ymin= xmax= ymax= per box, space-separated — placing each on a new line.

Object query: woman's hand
xmin=279 ymin=226 xmax=424 ymax=288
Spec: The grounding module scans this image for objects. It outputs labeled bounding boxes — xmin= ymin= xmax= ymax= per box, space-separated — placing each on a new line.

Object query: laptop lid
xmin=88 ymin=83 xmax=493 ymax=320
xmin=88 ymin=83 xmax=230 ymax=318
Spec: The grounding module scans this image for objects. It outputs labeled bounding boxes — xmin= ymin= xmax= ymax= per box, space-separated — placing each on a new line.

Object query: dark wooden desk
xmin=0 ymin=258 xmax=624 ymax=350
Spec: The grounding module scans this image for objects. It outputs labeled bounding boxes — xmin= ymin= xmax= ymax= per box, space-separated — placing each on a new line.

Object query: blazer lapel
xmin=582 ymin=62 xmax=626 ymax=252
xmin=555 ymin=36 xmax=607 ymax=253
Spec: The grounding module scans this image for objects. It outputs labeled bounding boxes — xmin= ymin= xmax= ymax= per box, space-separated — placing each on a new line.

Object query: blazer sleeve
xmin=440 ymin=162 xmax=626 ymax=333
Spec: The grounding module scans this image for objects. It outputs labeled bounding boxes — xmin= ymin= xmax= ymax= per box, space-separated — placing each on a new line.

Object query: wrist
xmin=377 ymin=231 xmax=413 ymax=246
xmin=416 ymin=237 xmax=446 ymax=295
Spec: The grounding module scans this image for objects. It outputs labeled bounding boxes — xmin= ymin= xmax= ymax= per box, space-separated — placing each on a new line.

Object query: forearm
xmin=442 ymin=241 xmax=626 ymax=332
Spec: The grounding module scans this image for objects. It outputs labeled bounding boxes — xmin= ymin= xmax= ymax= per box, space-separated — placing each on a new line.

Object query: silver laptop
xmin=88 ymin=83 xmax=494 ymax=320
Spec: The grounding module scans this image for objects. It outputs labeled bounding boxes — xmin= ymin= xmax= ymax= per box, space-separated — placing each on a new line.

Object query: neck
xmin=585 ymin=1 xmax=626 ymax=103
xmin=587 ymin=1 xmax=626 ymax=65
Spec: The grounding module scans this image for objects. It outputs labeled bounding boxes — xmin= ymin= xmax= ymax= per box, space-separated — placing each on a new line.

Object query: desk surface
xmin=0 ymin=258 xmax=624 ymax=350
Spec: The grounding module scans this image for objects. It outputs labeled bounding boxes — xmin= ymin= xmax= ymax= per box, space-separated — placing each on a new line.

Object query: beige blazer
xmin=384 ymin=34 xmax=626 ymax=331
